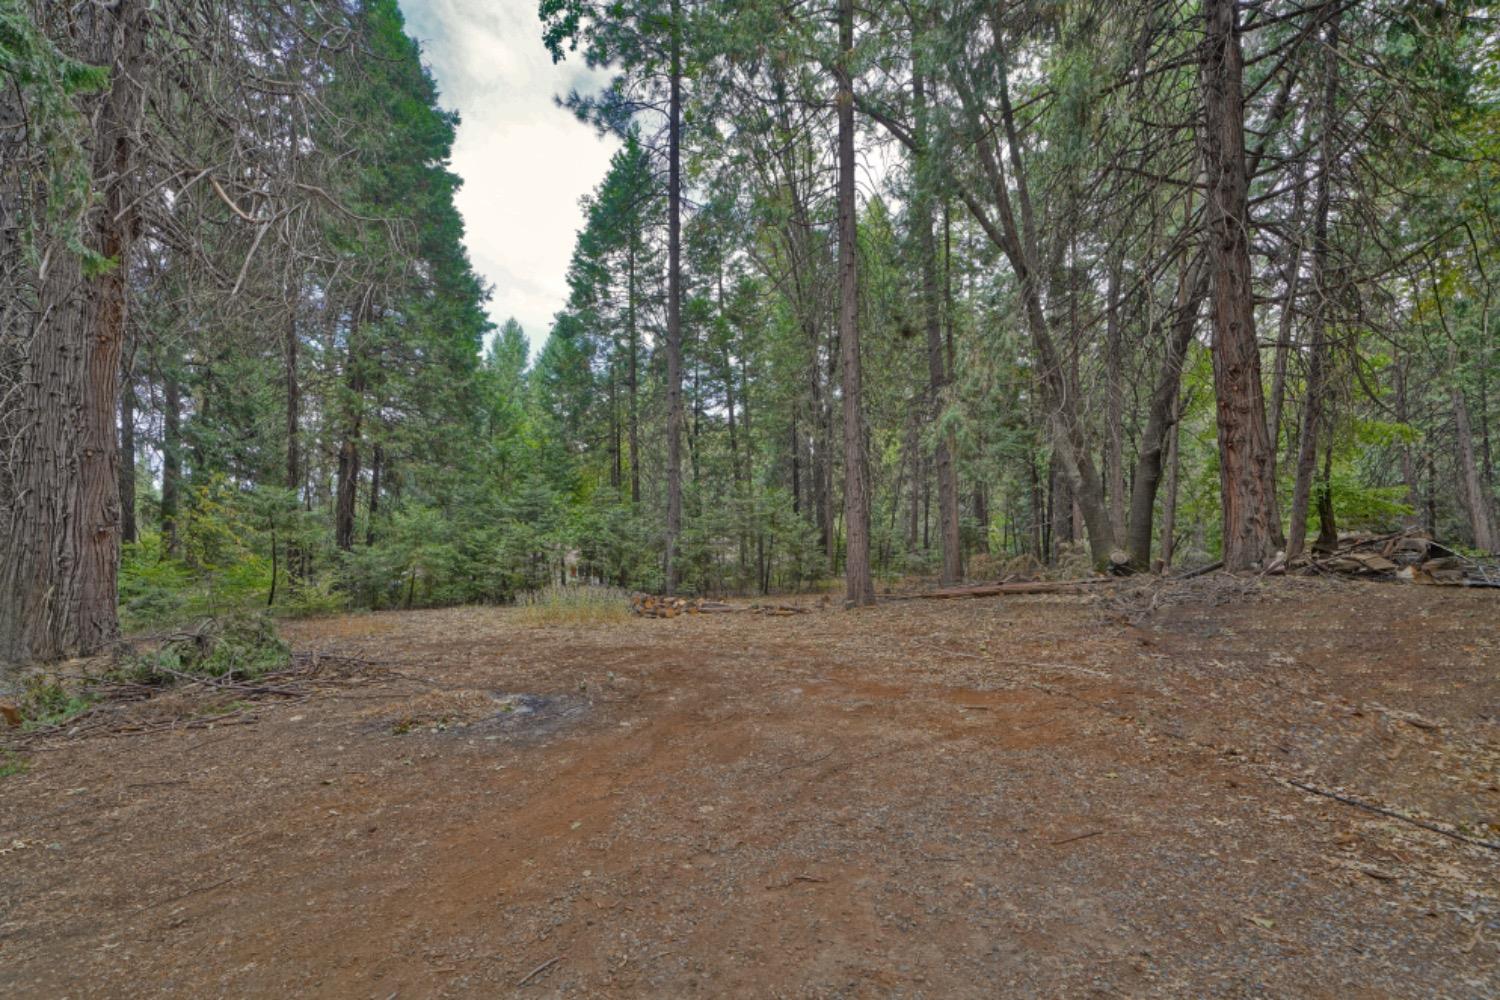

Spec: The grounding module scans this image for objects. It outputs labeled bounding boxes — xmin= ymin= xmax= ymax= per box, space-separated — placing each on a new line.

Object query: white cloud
xmin=399 ymin=0 xmax=619 ymax=356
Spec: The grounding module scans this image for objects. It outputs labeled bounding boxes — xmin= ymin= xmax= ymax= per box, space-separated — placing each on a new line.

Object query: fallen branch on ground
xmin=1284 ymin=778 xmax=1500 ymax=852
xmin=899 ymin=578 xmax=1115 ymax=600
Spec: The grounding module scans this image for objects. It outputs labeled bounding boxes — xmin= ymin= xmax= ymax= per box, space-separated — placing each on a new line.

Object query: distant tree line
xmin=1 ymin=0 xmax=1496 ymax=665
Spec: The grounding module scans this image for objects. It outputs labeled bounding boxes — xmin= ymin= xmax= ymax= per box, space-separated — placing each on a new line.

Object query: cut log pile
xmin=629 ymin=594 xmax=739 ymax=618
xmin=628 ymin=594 xmax=814 ymax=618
xmin=1270 ymin=529 xmax=1499 ymax=586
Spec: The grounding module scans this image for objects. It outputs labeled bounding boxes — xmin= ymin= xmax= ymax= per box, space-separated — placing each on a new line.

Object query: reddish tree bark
xmin=1199 ymin=0 xmax=1280 ymax=569
xmin=836 ymin=0 xmax=873 ymax=606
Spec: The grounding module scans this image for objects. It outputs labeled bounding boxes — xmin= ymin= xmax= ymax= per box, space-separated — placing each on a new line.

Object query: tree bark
xmin=836 ymin=0 xmax=873 ymax=605
xmin=913 ymin=64 xmax=962 ymax=585
xmin=663 ymin=0 xmax=685 ymax=592
xmin=1161 ymin=390 xmax=1185 ymax=570
xmin=0 ymin=1 xmax=149 ymax=664
xmin=119 ymin=354 xmax=137 ymax=545
xmin=1286 ymin=12 xmax=1340 ymax=561
xmin=1393 ymin=353 xmax=1422 ymax=527
xmin=335 ymin=435 xmax=360 ymax=552
xmin=1199 ymin=0 xmax=1280 ymax=569
xmin=366 ymin=443 xmax=383 ymax=547
xmin=335 ymin=301 xmax=368 ymax=553
xmin=162 ymin=370 xmax=182 ymax=557
xmin=1125 ymin=253 xmax=1209 ymax=569
xmin=627 ymin=232 xmax=641 ymax=503
xmin=1104 ymin=258 xmax=1127 ymax=543
xmin=285 ymin=299 xmax=301 ymax=496
xmin=1454 ymin=374 xmax=1497 ymax=552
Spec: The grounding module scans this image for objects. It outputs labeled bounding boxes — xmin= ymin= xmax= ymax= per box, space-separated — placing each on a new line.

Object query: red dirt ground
xmin=2 ymin=578 xmax=1497 ymax=998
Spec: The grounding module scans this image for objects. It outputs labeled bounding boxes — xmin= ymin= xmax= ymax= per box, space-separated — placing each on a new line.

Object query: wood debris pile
xmin=906 ymin=578 xmax=1113 ymax=600
xmin=628 ymin=594 xmax=813 ymax=618
xmin=1272 ymin=529 xmax=1499 ymax=586
xmin=629 ymin=594 xmax=738 ymax=618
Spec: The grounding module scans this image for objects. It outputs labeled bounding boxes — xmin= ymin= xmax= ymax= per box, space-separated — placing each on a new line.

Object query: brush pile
xmin=628 ymin=594 xmax=740 ymax=618
xmin=1272 ymin=529 xmax=1498 ymax=586
xmin=627 ymin=594 xmax=814 ymax=617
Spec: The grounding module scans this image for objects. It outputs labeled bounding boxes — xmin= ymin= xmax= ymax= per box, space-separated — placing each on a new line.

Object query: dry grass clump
xmin=513 ymin=585 xmax=631 ymax=627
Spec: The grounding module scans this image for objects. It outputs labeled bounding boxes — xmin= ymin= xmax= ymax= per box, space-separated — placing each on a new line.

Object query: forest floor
xmin=3 ymin=577 xmax=1498 ymax=998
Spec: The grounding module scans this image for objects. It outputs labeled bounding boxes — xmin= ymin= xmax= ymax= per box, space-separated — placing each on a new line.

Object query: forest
xmin=2 ymin=0 xmax=1497 ymax=664
xmin=3 ymin=2 xmax=1500 ymax=995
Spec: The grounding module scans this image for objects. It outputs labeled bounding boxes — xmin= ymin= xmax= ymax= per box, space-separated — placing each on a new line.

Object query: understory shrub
xmin=121 ymin=614 xmax=292 ymax=685
xmin=18 ymin=677 xmax=96 ymax=730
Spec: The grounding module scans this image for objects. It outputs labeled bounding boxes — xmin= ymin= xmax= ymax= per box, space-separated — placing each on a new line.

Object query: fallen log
xmin=1175 ymin=560 xmax=1224 ymax=580
xmin=902 ymin=578 xmax=1114 ymax=600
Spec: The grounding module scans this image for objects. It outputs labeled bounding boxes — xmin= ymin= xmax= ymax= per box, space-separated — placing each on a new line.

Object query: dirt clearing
xmin=3 ymin=579 xmax=1497 ymax=997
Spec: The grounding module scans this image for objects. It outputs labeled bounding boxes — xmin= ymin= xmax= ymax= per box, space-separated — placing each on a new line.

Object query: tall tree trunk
xmin=973 ymin=483 xmax=989 ymax=554
xmin=119 ymin=356 xmax=137 ymax=545
xmin=947 ymin=35 xmax=1116 ymax=567
xmin=1199 ymin=0 xmax=1280 ymax=569
xmin=663 ymin=0 xmax=685 ymax=593
xmin=285 ymin=300 xmax=301 ymax=496
xmin=162 ymin=370 xmax=182 ymax=557
xmin=836 ymin=0 xmax=872 ymax=605
xmin=1104 ymin=258 xmax=1127 ymax=543
xmin=1315 ymin=435 xmax=1338 ymax=551
xmin=1393 ymin=353 xmax=1422 ymax=527
xmin=790 ymin=410 xmax=801 ymax=515
xmin=335 ymin=304 xmax=368 ymax=554
xmin=1126 ymin=252 xmax=1208 ymax=569
xmin=913 ymin=64 xmax=962 ymax=585
xmin=1286 ymin=12 xmax=1340 ymax=561
xmin=1266 ymin=163 xmax=1307 ymax=467
xmin=609 ymin=359 xmax=622 ymax=491
xmin=1050 ymin=455 xmax=1074 ymax=556
xmin=0 ymin=1 xmax=149 ymax=664
xmin=366 ymin=444 xmax=383 ymax=547
xmin=627 ymin=234 xmax=641 ymax=503
xmin=1425 ymin=428 xmax=1437 ymax=537
xmin=1454 ymin=375 xmax=1497 ymax=552
xmin=335 ymin=436 xmax=360 ymax=552
xmin=905 ymin=416 xmax=921 ymax=553
xmin=1161 ymin=390 xmax=1185 ymax=570
xmin=1029 ymin=448 xmax=1045 ymax=559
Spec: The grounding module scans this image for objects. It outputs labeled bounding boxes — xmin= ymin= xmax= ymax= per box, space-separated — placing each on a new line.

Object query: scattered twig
xmin=1284 ymin=779 xmax=1500 ymax=852
xmin=1050 ymin=830 xmax=1104 ymax=846
xmin=1174 ymin=560 xmax=1224 ymax=580
xmin=135 ymin=875 xmax=239 ymax=914
xmin=772 ymin=750 xmax=834 ymax=775
xmin=516 ymin=956 xmax=562 ymax=987
xmin=767 ymin=874 xmax=830 ymax=888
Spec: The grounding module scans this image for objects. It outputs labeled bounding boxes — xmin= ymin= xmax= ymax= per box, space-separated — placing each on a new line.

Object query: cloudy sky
xmin=398 ymin=0 xmax=618 ymax=356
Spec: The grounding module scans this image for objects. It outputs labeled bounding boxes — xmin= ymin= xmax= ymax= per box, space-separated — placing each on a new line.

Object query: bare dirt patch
xmin=2 ymin=581 xmax=1497 ymax=997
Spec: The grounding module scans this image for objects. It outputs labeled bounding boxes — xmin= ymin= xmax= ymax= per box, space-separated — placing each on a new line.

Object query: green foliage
xmin=121 ymin=615 xmax=291 ymax=685
xmin=1322 ymin=472 xmax=1415 ymax=531
xmin=119 ymin=534 xmax=195 ymax=629
xmin=0 ymin=3 xmax=110 ymax=266
xmin=18 ymin=677 xmax=95 ymax=730
xmin=34 ymin=0 xmax=1495 ymax=652
xmin=0 ymin=752 xmax=27 ymax=780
